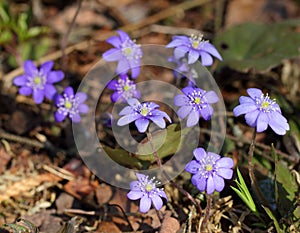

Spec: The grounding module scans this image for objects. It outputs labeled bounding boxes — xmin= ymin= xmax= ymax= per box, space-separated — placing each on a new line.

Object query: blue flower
xmin=166 ymin=34 xmax=222 ymax=65
xmin=107 ymin=74 xmax=141 ymax=102
xmin=233 ymin=88 xmax=289 ymax=135
xmin=127 ymin=173 xmax=168 ymax=213
xmin=55 ymin=86 xmax=89 ymax=123
xmin=185 ymin=148 xmax=234 ymax=194
xmin=117 ymin=98 xmax=171 ymax=133
xmin=102 ymin=30 xmax=142 ymax=78
xmin=168 ymin=56 xmax=197 ymax=86
xmin=13 ymin=60 xmax=64 ymax=104
xmin=174 ymin=86 xmax=219 ymax=127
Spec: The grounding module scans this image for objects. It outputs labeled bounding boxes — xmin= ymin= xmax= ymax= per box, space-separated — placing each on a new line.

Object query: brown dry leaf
xmin=0 ymin=147 xmax=12 ymax=174
xmin=55 ymin=193 xmax=74 ymax=215
xmin=159 ymin=216 xmax=180 ymax=233
xmin=95 ymin=183 xmax=113 ymax=206
xmin=0 ymin=173 xmax=61 ymax=203
xmin=96 ymin=221 xmax=122 ymax=233
xmin=63 ymin=177 xmax=96 ymax=200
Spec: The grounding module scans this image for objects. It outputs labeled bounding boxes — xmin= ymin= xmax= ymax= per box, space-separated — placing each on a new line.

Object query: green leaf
xmin=231 ymin=167 xmax=257 ymax=214
xmin=103 ymin=146 xmax=143 ymax=169
xmin=136 ymin=124 xmax=190 ymax=162
xmin=262 ymin=206 xmax=283 ymax=233
xmin=273 ymin=146 xmax=299 ymax=218
xmin=214 ymin=21 xmax=300 ymax=73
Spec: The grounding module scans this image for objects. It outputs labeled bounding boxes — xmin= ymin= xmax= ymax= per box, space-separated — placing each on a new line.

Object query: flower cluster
xmin=14 ymin=60 xmax=89 ymax=123
xmin=233 ymin=88 xmax=289 ymax=135
xmin=127 ymin=173 xmax=168 ymax=213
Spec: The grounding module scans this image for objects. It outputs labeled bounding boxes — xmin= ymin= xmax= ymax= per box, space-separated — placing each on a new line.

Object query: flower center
xmin=34 ymin=77 xmax=42 ymax=84
xmin=205 ymin=164 xmax=213 ymax=171
xmin=194 ymin=97 xmax=201 ymax=104
xmin=145 ymin=184 xmax=153 ymax=192
xmin=124 ymin=47 xmax=132 ymax=56
xmin=190 ymin=34 xmax=204 ymax=49
xmin=65 ymin=100 xmax=72 ymax=109
xmin=140 ymin=106 xmax=149 ymax=116
xmin=256 ymin=94 xmax=278 ymax=113
xmin=123 ymin=85 xmax=130 ymax=91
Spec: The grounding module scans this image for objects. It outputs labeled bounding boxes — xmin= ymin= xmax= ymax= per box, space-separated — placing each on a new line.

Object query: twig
xmin=60 ymin=0 xmax=83 ymax=70
xmin=0 ymin=130 xmax=44 ymax=148
xmin=248 ymin=130 xmax=271 ymax=210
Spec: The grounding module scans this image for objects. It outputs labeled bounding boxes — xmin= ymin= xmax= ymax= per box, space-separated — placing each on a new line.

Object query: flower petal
xmin=130 ymin=180 xmax=140 ymax=190
xmin=135 ymin=118 xmax=149 ymax=133
xmin=131 ymin=66 xmax=140 ymax=79
xmin=78 ymin=104 xmax=89 ymax=114
xmin=127 ymin=98 xmax=140 ymax=107
xmin=217 ymin=168 xmax=233 ymax=179
xmin=213 ymin=175 xmax=225 ymax=192
xmin=187 ymin=50 xmax=200 ymax=64
xmin=216 ymin=157 xmax=234 ymax=168
xmin=152 ymin=195 xmax=163 ymax=211
xmin=200 ymin=105 xmax=214 ymax=120
xmin=204 ymin=91 xmax=219 ymax=104
xmin=64 ymin=86 xmax=74 ymax=97
xmin=186 ymin=110 xmax=199 ymax=127
xmin=47 ymin=71 xmax=64 ymax=83
xmin=127 ymin=190 xmax=143 ymax=200
xmin=55 ymin=111 xmax=66 ymax=122
xmin=106 ymin=35 xmax=121 ymax=47
xmin=174 ymin=94 xmax=188 ymax=106
xmin=193 ymin=147 xmax=206 ymax=161
xmin=202 ymin=43 xmax=222 ymax=60
xmin=71 ymin=113 xmax=81 ymax=123
xmin=174 ymin=46 xmax=189 ymax=59
xmin=76 ymin=92 xmax=87 ymax=103
xmin=256 ymin=112 xmax=269 ymax=132
xmin=117 ymin=30 xmax=130 ymax=42
xmin=19 ymin=86 xmax=32 ymax=96
xmin=185 ymin=160 xmax=201 ymax=174
xmin=195 ymin=176 xmax=207 ymax=192
xmin=206 ymin=175 xmax=215 ymax=194
xmin=233 ymin=103 xmax=257 ymax=116
xmin=245 ymin=110 xmax=260 ymax=127
xmin=44 ymin=84 xmax=57 ymax=100
xmin=14 ymin=75 xmax=27 ymax=86
xmin=111 ymin=91 xmax=122 ymax=102
xmin=102 ymin=48 xmax=122 ymax=62
xmin=177 ymin=106 xmax=193 ymax=119
xmin=117 ymin=114 xmax=140 ymax=126
xmin=23 ymin=60 xmax=37 ymax=76
xmin=268 ymin=111 xmax=289 ymax=135
xmin=33 ymin=90 xmax=44 ymax=104
xmin=239 ymin=96 xmax=254 ymax=104
xmin=199 ymin=52 xmax=213 ymax=66
xmin=116 ymin=58 xmax=130 ymax=74
xmin=119 ymin=106 xmax=135 ymax=115
xmin=149 ymin=116 xmax=166 ymax=129
xmin=247 ymin=88 xmax=262 ymax=99
xmin=140 ymin=196 xmax=152 ymax=213
xmin=40 ymin=61 xmax=54 ymax=73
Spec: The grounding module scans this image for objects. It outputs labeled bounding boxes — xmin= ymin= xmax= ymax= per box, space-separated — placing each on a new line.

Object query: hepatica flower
xmin=127 ymin=173 xmax=168 ymax=213
xmin=185 ymin=148 xmax=234 ymax=194
xmin=233 ymin=88 xmax=289 ymax=135
xmin=102 ymin=30 xmax=142 ymax=78
xmin=166 ymin=34 xmax=222 ymax=65
xmin=107 ymin=74 xmax=141 ymax=102
xmin=117 ymin=98 xmax=171 ymax=133
xmin=13 ymin=60 xmax=64 ymax=104
xmin=174 ymin=86 xmax=219 ymax=127
xmin=55 ymin=86 xmax=89 ymax=123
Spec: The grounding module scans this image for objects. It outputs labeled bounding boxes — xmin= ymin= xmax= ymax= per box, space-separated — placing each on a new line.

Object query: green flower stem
xmin=146 ymin=131 xmax=203 ymax=215
xmin=248 ymin=129 xmax=270 ymax=209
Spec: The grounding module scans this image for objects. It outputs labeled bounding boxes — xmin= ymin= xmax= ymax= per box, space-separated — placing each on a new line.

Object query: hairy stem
xmin=248 ymin=130 xmax=270 ymax=209
xmin=146 ymin=131 xmax=202 ymax=215
xmin=199 ymin=195 xmax=212 ymax=232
